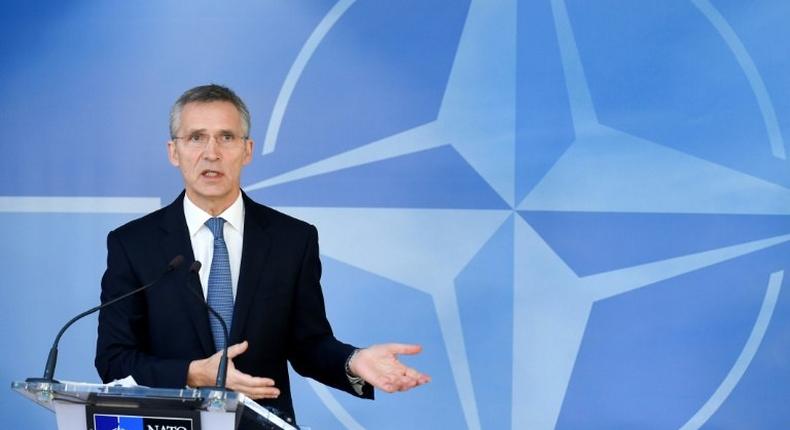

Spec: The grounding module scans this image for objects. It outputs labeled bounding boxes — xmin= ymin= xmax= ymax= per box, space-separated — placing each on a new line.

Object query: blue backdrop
xmin=1 ymin=1 xmax=789 ymax=429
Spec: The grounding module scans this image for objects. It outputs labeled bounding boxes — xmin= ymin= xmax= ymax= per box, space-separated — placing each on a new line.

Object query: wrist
xmin=345 ymin=349 xmax=361 ymax=378
xmin=187 ymin=359 xmax=208 ymax=387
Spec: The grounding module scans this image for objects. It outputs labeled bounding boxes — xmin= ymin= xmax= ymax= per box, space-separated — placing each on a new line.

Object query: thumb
xmin=226 ymin=340 xmax=249 ymax=359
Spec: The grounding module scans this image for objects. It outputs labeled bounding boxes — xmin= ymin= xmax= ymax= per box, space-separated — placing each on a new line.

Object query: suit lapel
xmin=230 ymin=194 xmax=272 ymax=345
xmin=159 ymin=192 xmax=215 ymax=356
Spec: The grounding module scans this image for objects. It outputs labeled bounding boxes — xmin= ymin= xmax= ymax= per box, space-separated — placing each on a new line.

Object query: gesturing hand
xmin=349 ymin=343 xmax=431 ymax=393
xmin=187 ymin=340 xmax=280 ymax=399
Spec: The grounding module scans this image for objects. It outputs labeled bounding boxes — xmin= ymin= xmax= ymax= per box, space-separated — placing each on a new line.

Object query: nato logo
xmin=3 ymin=0 xmax=787 ymax=429
xmin=94 ymin=414 xmax=192 ymax=430
xmin=95 ymin=415 xmax=142 ymax=430
xmin=243 ymin=0 xmax=790 ymax=429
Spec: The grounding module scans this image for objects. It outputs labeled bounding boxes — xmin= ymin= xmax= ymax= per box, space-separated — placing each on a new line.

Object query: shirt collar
xmin=183 ymin=191 xmax=245 ymax=238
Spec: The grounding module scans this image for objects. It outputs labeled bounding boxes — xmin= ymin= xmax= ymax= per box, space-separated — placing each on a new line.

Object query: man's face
xmin=168 ymin=101 xmax=253 ymax=214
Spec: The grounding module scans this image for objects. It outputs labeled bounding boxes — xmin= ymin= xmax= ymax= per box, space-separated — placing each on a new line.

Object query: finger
xmin=379 ymin=381 xmax=397 ymax=393
xmin=394 ymin=369 xmax=419 ymax=390
xmin=228 ymin=381 xmax=280 ymax=400
xmin=228 ymin=373 xmax=279 ymax=399
xmin=226 ymin=340 xmax=249 ymax=358
xmin=239 ymin=375 xmax=276 ymax=388
xmin=240 ymin=386 xmax=281 ymax=400
xmin=231 ymin=371 xmax=276 ymax=389
xmin=383 ymin=343 xmax=422 ymax=355
xmin=405 ymin=366 xmax=430 ymax=385
xmin=403 ymin=366 xmax=422 ymax=382
xmin=394 ymin=377 xmax=417 ymax=392
xmin=372 ymin=374 xmax=396 ymax=393
xmin=385 ymin=366 xmax=430 ymax=392
xmin=228 ymin=383 xmax=280 ymax=399
xmin=396 ymin=364 xmax=430 ymax=385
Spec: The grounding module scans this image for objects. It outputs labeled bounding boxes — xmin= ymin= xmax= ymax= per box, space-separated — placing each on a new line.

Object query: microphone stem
xmin=29 ymin=256 xmax=183 ymax=383
xmin=187 ymin=262 xmax=230 ymax=389
xmin=39 ymin=282 xmax=153 ymax=381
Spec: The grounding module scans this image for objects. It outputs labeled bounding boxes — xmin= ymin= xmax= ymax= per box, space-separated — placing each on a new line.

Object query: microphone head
xmin=189 ymin=261 xmax=202 ymax=273
xmin=168 ymin=255 xmax=185 ymax=270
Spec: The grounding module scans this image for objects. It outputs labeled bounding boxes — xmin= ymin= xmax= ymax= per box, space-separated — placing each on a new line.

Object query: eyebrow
xmin=183 ymin=128 xmax=239 ymax=135
xmin=182 ymin=128 xmax=208 ymax=136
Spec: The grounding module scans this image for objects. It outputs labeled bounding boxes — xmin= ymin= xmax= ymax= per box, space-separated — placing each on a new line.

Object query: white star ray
xmin=532 ymin=0 xmax=790 ymax=215
xmin=519 ymin=125 xmax=790 ymax=214
xmin=433 ymin=283 xmax=482 ymax=430
xmin=511 ymin=217 xmax=790 ymax=429
xmin=512 ymin=216 xmax=595 ymax=430
xmin=436 ymin=0 xmax=517 ymax=206
xmin=247 ymin=122 xmax=443 ymax=192
xmin=273 ymin=207 xmax=510 ymax=293
xmin=306 ymin=379 xmax=365 ymax=430
xmin=519 ymin=126 xmax=790 ymax=215
xmin=273 ymin=206 xmax=509 ymax=430
xmin=550 ymin=0 xmax=599 ymax=132
xmin=587 ymin=234 xmax=790 ymax=301
xmin=0 ymin=196 xmax=161 ymax=213
xmin=248 ymin=0 xmax=517 ymax=207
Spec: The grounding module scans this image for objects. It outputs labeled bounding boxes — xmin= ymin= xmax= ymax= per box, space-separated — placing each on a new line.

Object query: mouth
xmin=201 ymin=169 xmax=224 ymax=178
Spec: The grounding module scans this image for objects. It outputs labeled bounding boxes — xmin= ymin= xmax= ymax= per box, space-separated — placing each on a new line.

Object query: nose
xmin=202 ymin=137 xmax=221 ymax=160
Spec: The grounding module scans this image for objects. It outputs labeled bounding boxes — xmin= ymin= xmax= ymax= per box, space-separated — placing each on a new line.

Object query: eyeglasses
xmin=172 ymin=132 xmax=248 ymax=149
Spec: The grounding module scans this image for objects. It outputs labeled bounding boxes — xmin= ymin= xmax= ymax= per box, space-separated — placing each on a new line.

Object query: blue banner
xmin=2 ymin=1 xmax=789 ymax=428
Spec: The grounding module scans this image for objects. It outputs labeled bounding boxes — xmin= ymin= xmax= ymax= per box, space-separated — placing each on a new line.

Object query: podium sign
xmin=87 ymin=404 xmax=201 ymax=430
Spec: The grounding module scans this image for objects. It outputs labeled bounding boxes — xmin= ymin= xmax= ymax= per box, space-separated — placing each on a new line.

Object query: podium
xmin=12 ymin=380 xmax=298 ymax=430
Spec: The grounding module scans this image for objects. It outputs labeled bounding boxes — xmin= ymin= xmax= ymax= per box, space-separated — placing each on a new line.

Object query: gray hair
xmin=169 ymin=84 xmax=251 ymax=139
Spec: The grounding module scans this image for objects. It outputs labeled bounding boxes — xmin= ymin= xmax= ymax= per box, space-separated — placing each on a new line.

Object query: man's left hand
xmin=349 ymin=343 xmax=431 ymax=393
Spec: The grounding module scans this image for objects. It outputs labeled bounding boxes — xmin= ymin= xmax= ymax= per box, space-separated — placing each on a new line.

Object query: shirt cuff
xmin=345 ymin=349 xmax=366 ymax=395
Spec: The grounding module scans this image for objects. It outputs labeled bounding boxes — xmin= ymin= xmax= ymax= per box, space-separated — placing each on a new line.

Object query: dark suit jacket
xmin=95 ymin=191 xmax=373 ymax=422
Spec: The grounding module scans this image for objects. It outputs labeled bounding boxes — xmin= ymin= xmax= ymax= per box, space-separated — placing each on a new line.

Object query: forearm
xmin=96 ymin=344 xmax=191 ymax=388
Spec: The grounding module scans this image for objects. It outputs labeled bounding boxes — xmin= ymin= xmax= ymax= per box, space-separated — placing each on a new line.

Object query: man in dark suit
xmin=95 ymin=84 xmax=429 ymax=424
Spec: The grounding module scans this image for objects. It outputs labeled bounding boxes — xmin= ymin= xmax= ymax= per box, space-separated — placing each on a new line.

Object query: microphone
xmin=27 ymin=255 xmax=184 ymax=383
xmin=187 ymin=261 xmax=231 ymax=390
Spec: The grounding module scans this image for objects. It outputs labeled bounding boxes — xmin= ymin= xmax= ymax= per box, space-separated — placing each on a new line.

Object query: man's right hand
xmin=187 ymin=340 xmax=280 ymax=399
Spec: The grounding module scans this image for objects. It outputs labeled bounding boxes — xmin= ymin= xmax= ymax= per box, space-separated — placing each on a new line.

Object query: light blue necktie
xmin=205 ymin=217 xmax=234 ymax=351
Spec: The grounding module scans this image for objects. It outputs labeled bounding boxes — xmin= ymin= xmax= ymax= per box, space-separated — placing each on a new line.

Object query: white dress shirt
xmin=183 ymin=192 xmax=244 ymax=299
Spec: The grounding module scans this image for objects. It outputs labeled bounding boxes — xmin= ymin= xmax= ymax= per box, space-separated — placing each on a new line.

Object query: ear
xmin=167 ymin=140 xmax=180 ymax=167
xmin=242 ymin=138 xmax=254 ymax=166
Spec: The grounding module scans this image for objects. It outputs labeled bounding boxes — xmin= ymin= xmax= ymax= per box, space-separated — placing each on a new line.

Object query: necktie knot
xmin=206 ymin=217 xmax=226 ymax=240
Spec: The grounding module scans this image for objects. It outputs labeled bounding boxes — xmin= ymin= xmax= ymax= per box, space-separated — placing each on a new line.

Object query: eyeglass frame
xmin=171 ymin=131 xmax=249 ymax=149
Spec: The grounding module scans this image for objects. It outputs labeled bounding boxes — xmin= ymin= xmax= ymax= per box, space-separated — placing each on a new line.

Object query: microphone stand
xmin=27 ymin=255 xmax=184 ymax=384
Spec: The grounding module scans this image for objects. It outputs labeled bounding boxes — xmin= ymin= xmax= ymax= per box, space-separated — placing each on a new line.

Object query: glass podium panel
xmin=12 ymin=381 xmax=298 ymax=430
